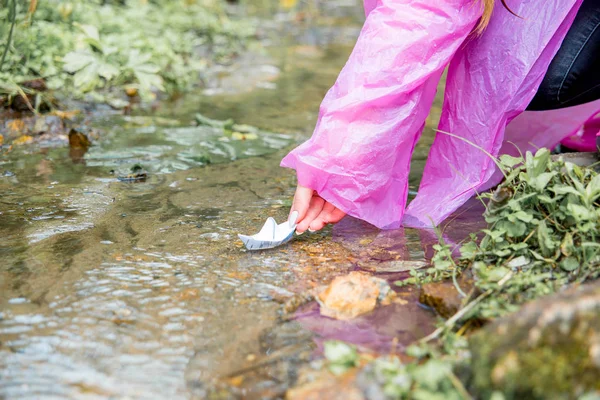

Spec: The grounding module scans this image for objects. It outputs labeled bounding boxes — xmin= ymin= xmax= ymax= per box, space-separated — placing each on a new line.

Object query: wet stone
xmin=283 ymin=293 xmax=315 ymax=315
xmin=469 ymin=281 xmax=600 ymax=400
xmin=286 ymin=368 xmax=364 ymax=400
xmin=357 ymin=259 xmax=427 ymax=274
xmin=418 ymin=277 xmax=473 ymax=319
xmin=552 ymin=152 xmax=600 ymax=171
xmin=2 ymin=115 xmax=66 ymax=140
xmin=313 ymin=271 xmax=399 ymax=321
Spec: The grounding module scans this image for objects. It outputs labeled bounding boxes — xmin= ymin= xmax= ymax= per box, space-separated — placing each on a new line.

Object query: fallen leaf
xmin=226 ymin=375 xmax=244 ymax=387
xmin=68 ymin=129 xmax=91 ymax=148
xmin=52 ymin=110 xmax=80 ymax=120
xmin=6 ymin=119 xmax=26 ymax=134
xmin=231 ymin=132 xmax=258 ymax=141
xmin=12 ymin=135 xmax=33 ymax=146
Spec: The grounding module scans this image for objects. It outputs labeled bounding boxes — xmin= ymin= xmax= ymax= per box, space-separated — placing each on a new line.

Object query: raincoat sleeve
xmin=404 ymin=0 xmax=585 ymax=228
xmin=281 ymin=0 xmax=482 ymax=229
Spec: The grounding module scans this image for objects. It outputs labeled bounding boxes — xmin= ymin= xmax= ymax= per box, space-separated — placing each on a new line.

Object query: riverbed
xmin=0 ymin=2 xmax=476 ymax=399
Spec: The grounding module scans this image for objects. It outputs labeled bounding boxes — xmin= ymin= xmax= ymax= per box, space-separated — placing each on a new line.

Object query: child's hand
xmin=290 ymin=184 xmax=346 ymax=234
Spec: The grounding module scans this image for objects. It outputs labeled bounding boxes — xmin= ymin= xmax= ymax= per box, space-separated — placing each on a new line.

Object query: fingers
xmin=289 ymin=182 xmax=346 ymax=234
xmin=295 ymin=195 xmax=325 ymax=233
xmin=290 ymin=184 xmax=314 ymax=223
xmin=308 ymin=203 xmax=346 ymax=232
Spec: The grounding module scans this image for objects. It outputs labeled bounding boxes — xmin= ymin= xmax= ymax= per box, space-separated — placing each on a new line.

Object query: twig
xmin=420 ymin=271 xmax=513 ymax=343
xmin=452 ymin=264 xmax=467 ymax=298
xmin=419 ymin=289 xmax=491 ymax=343
xmin=15 ymin=84 xmax=35 ymax=113
xmin=447 ymin=369 xmax=473 ymax=400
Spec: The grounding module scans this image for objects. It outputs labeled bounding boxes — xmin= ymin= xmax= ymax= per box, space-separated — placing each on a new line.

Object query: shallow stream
xmin=0 ymin=2 xmax=481 ymax=398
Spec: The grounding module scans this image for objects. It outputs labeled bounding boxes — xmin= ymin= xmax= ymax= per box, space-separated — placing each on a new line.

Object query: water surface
xmin=0 ymin=2 xmax=475 ymax=398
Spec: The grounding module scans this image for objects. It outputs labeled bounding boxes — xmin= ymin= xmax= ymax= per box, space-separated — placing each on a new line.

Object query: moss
xmin=470 ymin=283 xmax=600 ymax=399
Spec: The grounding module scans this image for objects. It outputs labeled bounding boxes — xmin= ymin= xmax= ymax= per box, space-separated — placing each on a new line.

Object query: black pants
xmin=527 ymin=0 xmax=600 ymax=111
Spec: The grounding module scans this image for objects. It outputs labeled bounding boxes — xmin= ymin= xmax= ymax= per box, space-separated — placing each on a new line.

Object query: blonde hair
xmin=476 ymin=0 xmax=519 ymax=34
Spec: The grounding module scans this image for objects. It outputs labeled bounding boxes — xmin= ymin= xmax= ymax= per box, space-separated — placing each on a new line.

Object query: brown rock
xmin=20 ymin=78 xmax=48 ymax=92
xmin=552 ymin=152 xmax=599 ymax=171
xmin=10 ymin=93 xmax=35 ymax=112
xmin=420 ymin=282 xmax=462 ymax=318
xmin=286 ymin=369 xmax=364 ymax=400
xmin=283 ymin=293 xmax=314 ymax=314
xmin=314 ymin=271 xmax=397 ymax=320
xmin=419 ymin=275 xmax=473 ymax=318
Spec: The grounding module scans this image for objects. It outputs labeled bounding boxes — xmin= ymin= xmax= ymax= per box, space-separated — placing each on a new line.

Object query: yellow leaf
xmin=281 ymin=0 xmax=297 ymax=9
xmin=231 ymin=132 xmax=258 ymax=141
xmin=6 ymin=119 xmax=26 ymax=134
xmin=125 ymin=86 xmax=139 ymax=97
xmin=58 ymin=3 xmax=73 ymax=19
xmin=13 ymin=135 xmax=33 ymax=146
xmin=51 ymin=110 xmax=80 ymax=120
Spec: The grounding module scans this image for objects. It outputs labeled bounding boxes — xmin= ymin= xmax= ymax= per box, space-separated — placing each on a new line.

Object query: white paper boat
xmin=238 ymin=212 xmax=298 ymax=251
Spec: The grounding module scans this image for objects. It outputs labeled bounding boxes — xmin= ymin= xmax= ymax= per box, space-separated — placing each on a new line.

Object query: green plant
xmin=1 ymin=0 xmax=255 ymax=105
xmin=401 ymin=149 xmax=600 ymax=324
xmin=323 ymin=341 xmax=359 ymax=375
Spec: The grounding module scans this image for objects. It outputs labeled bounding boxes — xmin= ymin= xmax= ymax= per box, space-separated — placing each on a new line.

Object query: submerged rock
xmin=313 ymin=271 xmax=401 ymax=321
xmin=419 ymin=275 xmax=473 ymax=319
xmin=469 ymin=281 xmax=600 ymax=400
xmin=117 ymin=164 xmax=148 ymax=183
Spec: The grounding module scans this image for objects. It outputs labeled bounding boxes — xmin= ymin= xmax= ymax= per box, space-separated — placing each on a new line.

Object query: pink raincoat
xmin=281 ymin=0 xmax=600 ymax=229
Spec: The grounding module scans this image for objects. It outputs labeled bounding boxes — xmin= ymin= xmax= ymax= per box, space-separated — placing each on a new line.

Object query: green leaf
xmin=560 ymin=257 xmax=580 ymax=272
xmin=497 ymin=220 xmax=526 ymax=237
xmin=459 ymin=241 xmax=478 ymax=259
xmin=490 ymin=391 xmax=507 ymax=400
xmin=537 ymin=220 xmax=557 ymax=257
xmin=507 ymin=255 xmax=530 ymax=268
xmin=412 ymin=359 xmax=451 ymax=389
xmin=73 ymin=63 xmax=101 ymax=92
xmin=195 ymin=113 xmax=235 ymax=129
xmin=560 ymin=232 xmax=575 ymax=257
xmin=567 ymin=203 xmax=596 ymax=222
xmin=528 ymin=172 xmax=557 ymax=192
xmin=499 ymin=154 xmax=522 ymax=168
xmin=127 ymin=50 xmax=164 ymax=92
xmin=537 ymin=194 xmax=556 ymax=204
xmin=323 ymin=340 xmax=358 ymax=367
xmin=585 ymin=174 xmax=600 ymax=201
xmin=406 ymin=344 xmax=431 ymax=359
xmin=508 ymin=210 xmax=533 ymax=223
xmin=63 ymin=51 xmax=97 ymax=73
xmin=532 ymin=148 xmax=551 ymax=177
xmin=487 ymin=266 xmax=510 ymax=282
xmin=97 ymin=62 xmax=119 ymax=81
xmin=74 ymin=23 xmax=100 ymax=41
xmin=551 ymin=185 xmax=583 ymax=197
xmin=328 ymin=363 xmax=351 ymax=376
xmin=63 ymin=51 xmax=119 ymax=91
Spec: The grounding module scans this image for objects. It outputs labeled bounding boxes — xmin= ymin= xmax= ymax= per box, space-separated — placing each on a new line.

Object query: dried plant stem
xmin=420 ymin=271 xmax=513 ymax=343
xmin=0 ymin=0 xmax=17 ymax=72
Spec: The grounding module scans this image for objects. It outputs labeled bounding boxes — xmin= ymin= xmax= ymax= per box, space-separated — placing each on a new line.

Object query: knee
xmin=527 ymin=66 xmax=563 ymax=111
